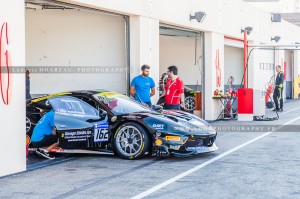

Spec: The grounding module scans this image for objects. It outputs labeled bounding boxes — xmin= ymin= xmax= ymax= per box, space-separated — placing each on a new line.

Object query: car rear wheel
xmin=26 ymin=117 xmax=32 ymax=133
xmin=184 ymin=95 xmax=195 ymax=111
xmin=113 ymin=122 xmax=150 ymax=160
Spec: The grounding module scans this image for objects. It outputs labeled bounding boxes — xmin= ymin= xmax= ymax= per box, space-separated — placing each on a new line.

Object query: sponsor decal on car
xmin=155 ymin=132 xmax=161 ymax=137
xmin=165 ymin=136 xmax=181 ymax=141
xmin=64 ymin=130 xmax=92 ymax=142
xmin=122 ymin=115 xmax=142 ymax=119
xmin=152 ymin=124 xmax=165 ymax=130
xmin=26 ymin=135 xmax=31 ymax=146
xmin=31 ymin=92 xmax=72 ymax=103
xmin=186 ymin=146 xmax=207 ymax=150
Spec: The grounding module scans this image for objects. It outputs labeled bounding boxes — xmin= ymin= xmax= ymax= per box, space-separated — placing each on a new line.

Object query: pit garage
xmin=159 ymin=25 xmax=204 ymax=116
xmin=25 ymin=0 xmax=129 ymax=96
xmin=224 ymin=38 xmax=244 ymax=92
xmin=284 ymin=50 xmax=293 ymax=99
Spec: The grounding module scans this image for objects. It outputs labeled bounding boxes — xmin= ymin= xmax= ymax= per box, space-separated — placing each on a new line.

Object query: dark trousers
xmin=273 ymin=86 xmax=283 ymax=110
xmin=164 ymin=104 xmax=180 ymax=110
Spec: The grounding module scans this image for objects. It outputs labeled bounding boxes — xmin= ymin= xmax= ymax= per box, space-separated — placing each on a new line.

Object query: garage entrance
xmin=159 ymin=25 xmax=204 ymax=117
xmin=25 ymin=0 xmax=129 ymax=97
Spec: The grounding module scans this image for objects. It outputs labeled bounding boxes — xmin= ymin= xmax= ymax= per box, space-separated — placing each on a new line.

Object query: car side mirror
xmin=99 ymin=109 xmax=107 ymax=118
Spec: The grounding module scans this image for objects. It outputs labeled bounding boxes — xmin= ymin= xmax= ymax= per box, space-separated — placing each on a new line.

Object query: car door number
xmin=94 ymin=129 xmax=109 ymax=142
xmin=94 ymin=122 xmax=109 ymax=142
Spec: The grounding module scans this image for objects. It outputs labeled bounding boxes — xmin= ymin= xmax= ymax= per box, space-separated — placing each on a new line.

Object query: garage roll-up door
xmin=25 ymin=1 xmax=129 ymax=95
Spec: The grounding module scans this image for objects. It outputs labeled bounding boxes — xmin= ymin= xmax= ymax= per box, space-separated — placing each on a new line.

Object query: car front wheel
xmin=113 ymin=122 xmax=150 ymax=160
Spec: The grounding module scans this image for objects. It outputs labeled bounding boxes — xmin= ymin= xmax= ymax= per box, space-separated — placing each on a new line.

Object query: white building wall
xmin=65 ymin=0 xmax=300 ymax=117
xmin=0 ymin=0 xmax=26 ymax=177
xmin=244 ymin=0 xmax=300 ymax=13
xmin=204 ymin=32 xmax=224 ymax=120
xmin=66 ymin=0 xmax=300 ymax=46
xmin=130 ymin=16 xmax=160 ymax=104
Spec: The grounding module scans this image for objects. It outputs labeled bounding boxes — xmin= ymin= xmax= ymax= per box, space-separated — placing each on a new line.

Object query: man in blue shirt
xmin=130 ymin=65 xmax=155 ymax=107
xmin=31 ymin=109 xmax=59 ymax=159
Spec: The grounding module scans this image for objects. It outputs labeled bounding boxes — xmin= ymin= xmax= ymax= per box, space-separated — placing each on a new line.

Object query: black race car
xmin=26 ymin=90 xmax=218 ymax=159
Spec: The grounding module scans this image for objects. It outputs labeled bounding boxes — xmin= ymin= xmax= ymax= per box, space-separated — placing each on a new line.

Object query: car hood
xmin=131 ymin=110 xmax=215 ymax=136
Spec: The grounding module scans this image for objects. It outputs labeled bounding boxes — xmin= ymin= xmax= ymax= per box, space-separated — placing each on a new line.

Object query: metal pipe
xmin=224 ymin=36 xmax=244 ymax=42
xmin=202 ymin=32 xmax=206 ymax=119
xmin=243 ymin=31 xmax=248 ymax=89
xmin=248 ymin=44 xmax=300 ymax=48
xmin=124 ymin=16 xmax=131 ymax=96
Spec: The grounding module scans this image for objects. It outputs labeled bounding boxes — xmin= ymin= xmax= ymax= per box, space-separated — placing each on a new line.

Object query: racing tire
xmin=113 ymin=122 xmax=150 ymax=160
xmin=26 ymin=117 xmax=33 ymax=134
xmin=184 ymin=95 xmax=195 ymax=112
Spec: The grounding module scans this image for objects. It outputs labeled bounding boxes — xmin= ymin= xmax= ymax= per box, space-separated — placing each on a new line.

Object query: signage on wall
xmin=259 ymin=63 xmax=274 ymax=70
xmin=0 ymin=22 xmax=12 ymax=105
xmin=216 ymin=49 xmax=221 ymax=87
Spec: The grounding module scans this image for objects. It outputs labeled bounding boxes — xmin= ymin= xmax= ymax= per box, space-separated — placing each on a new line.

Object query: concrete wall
xmin=25 ymin=9 xmax=127 ymax=94
xmin=0 ymin=0 xmax=26 ymax=177
xmin=245 ymin=0 xmax=300 ymax=13
xmin=129 ymin=16 xmax=160 ymax=104
xmin=204 ymin=32 xmax=224 ymax=120
xmin=159 ymin=35 xmax=202 ymax=86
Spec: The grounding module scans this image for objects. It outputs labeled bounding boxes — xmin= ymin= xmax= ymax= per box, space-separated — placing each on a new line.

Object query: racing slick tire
xmin=26 ymin=117 xmax=33 ymax=134
xmin=113 ymin=122 xmax=150 ymax=160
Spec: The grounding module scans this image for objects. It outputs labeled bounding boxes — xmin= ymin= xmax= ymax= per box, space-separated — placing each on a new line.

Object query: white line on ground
xmin=281 ymin=106 xmax=300 ymax=115
xmin=130 ymin=115 xmax=300 ymax=199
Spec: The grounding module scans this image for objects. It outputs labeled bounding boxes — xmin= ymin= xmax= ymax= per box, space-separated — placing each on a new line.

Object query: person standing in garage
xmin=26 ymin=69 xmax=32 ymax=100
xmin=163 ymin=65 xmax=185 ymax=110
xmin=130 ymin=64 xmax=156 ymax=107
xmin=273 ymin=65 xmax=284 ymax=112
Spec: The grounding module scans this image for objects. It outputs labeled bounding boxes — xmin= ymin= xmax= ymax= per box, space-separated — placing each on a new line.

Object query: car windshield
xmin=49 ymin=96 xmax=99 ymax=117
xmin=94 ymin=93 xmax=151 ymax=115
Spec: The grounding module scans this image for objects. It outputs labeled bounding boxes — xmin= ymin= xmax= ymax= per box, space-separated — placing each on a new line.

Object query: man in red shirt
xmin=163 ymin=65 xmax=185 ymax=110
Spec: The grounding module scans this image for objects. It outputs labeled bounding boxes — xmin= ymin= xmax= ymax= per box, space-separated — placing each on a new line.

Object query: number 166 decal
xmin=94 ymin=123 xmax=109 ymax=142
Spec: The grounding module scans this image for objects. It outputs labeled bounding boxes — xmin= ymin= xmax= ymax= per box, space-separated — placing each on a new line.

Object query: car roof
xmin=30 ymin=89 xmax=113 ymax=103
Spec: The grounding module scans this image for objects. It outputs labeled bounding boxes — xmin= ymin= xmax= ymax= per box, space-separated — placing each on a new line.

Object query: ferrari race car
xmin=26 ymin=90 xmax=218 ymax=160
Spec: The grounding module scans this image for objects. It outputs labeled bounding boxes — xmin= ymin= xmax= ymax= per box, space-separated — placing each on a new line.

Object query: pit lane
xmin=1 ymin=99 xmax=299 ymax=199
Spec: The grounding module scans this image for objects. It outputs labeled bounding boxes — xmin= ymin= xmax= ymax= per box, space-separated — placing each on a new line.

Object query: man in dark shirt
xmin=273 ymin=65 xmax=284 ymax=111
xmin=26 ymin=70 xmax=31 ymax=100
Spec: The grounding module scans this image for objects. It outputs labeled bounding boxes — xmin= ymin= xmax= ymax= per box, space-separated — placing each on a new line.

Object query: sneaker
xmin=272 ymin=109 xmax=278 ymax=111
xmin=279 ymin=108 xmax=283 ymax=112
xmin=36 ymin=149 xmax=55 ymax=160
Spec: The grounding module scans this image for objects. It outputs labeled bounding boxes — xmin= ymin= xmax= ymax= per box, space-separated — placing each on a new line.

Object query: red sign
xmin=216 ymin=49 xmax=221 ymax=87
xmin=0 ymin=22 xmax=12 ymax=105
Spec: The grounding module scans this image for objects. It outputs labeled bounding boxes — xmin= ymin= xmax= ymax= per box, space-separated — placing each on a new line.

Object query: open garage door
xmin=25 ymin=0 xmax=129 ymax=96
xmin=159 ymin=25 xmax=204 ymax=117
xmin=224 ymin=46 xmax=244 ymax=90
xmin=285 ymin=50 xmax=293 ymax=99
